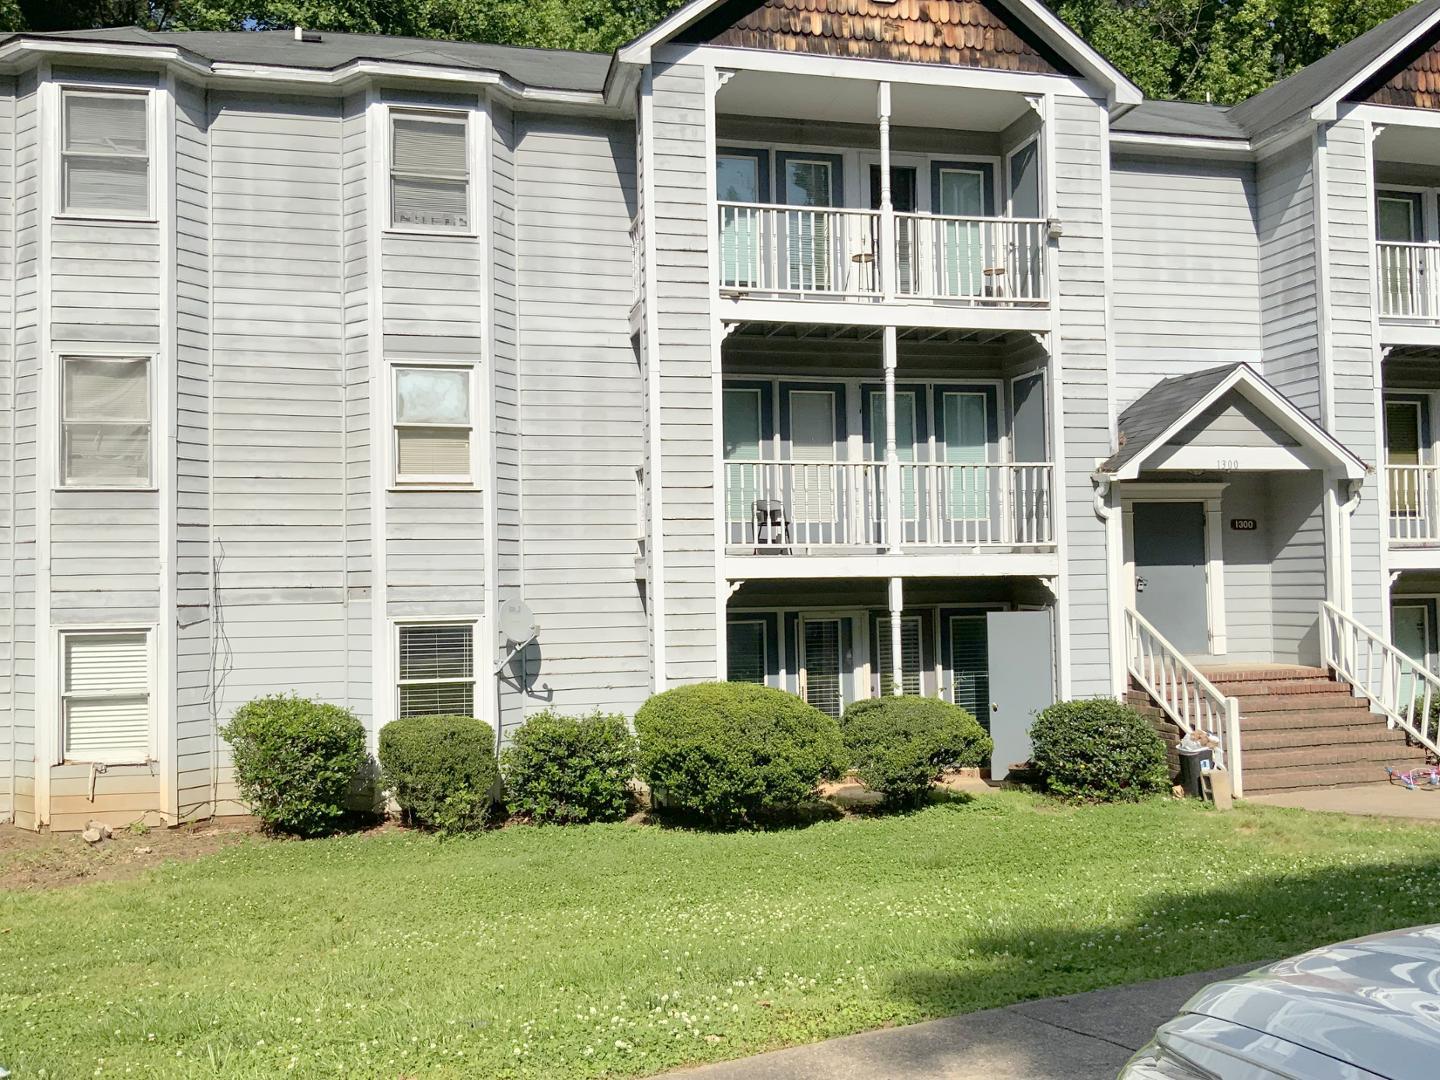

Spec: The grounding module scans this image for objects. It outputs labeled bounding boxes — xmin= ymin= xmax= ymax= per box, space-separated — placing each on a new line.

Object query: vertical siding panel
xmin=341 ymin=92 xmax=371 ymax=719
xmin=11 ymin=71 xmax=36 ymax=827
xmin=514 ymin=115 xmax=647 ymax=727
xmin=1257 ymin=140 xmax=1320 ymax=419
xmin=0 ymin=79 xmax=13 ymax=821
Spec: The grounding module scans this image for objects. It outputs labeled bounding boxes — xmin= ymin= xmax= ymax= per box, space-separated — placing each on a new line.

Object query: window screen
xmin=398 ymin=623 xmax=475 ymax=718
xmin=62 ymin=356 xmax=151 ymax=487
xmin=391 ymin=114 xmax=469 ymax=231
xmin=62 ymin=90 xmax=150 ymax=215
xmin=62 ymin=631 xmax=151 ymax=761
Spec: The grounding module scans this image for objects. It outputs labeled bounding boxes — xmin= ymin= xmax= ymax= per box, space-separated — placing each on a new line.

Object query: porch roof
xmin=1098 ymin=362 xmax=1368 ymax=481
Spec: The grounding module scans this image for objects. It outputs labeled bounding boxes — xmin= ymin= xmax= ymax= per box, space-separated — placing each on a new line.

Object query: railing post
xmin=877 ymin=82 xmax=895 ymax=303
xmin=883 ymin=325 xmax=902 ymax=553
xmin=1226 ymin=697 xmax=1243 ymax=798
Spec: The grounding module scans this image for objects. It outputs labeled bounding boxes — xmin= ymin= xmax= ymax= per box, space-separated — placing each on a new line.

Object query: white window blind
xmin=391 ymin=113 xmax=469 ymax=231
xmin=727 ymin=621 xmax=767 ymax=685
xmin=62 ymin=632 xmax=151 ymax=762
xmin=62 ymin=90 xmax=150 ymax=216
xmin=875 ymin=616 xmax=923 ymax=696
xmin=394 ymin=365 xmax=472 ymax=484
xmin=62 ymin=356 xmax=151 ymax=487
xmin=398 ymin=623 xmax=475 ymax=718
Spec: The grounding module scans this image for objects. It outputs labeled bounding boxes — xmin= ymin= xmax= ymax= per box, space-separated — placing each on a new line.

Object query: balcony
xmin=1389 ymin=463 xmax=1440 ymax=543
xmin=717 ymin=204 xmax=1048 ymax=327
xmin=1377 ymin=242 xmax=1440 ymax=320
xmin=724 ymin=460 xmax=1055 ymax=577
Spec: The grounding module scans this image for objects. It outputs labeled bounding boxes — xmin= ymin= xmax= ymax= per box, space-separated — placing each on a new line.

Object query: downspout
xmin=1340 ymin=476 xmax=1363 ymax=615
xmin=1093 ymin=472 xmax=1124 ymax=698
xmin=7 ymin=88 xmax=16 ymax=824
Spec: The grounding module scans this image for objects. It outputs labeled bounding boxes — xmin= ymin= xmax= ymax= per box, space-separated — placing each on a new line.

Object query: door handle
xmin=1136 ymin=576 xmax=1149 ymax=593
xmin=990 ymin=702 xmax=999 ymax=713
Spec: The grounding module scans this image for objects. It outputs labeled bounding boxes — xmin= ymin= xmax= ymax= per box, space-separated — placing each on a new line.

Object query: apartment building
xmin=3 ymin=0 xmax=1440 ymax=829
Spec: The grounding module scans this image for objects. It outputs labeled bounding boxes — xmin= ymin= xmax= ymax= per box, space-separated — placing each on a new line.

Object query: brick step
xmin=1202 ymin=666 xmax=1329 ymax=683
xmin=1239 ymin=708 xmax=1387 ymax=731
xmin=1243 ymin=741 xmax=1428 ymax=770
xmin=1205 ymin=678 xmax=1341 ymax=697
xmin=1231 ymin=692 xmax=1368 ymax=713
xmin=1242 ymin=723 xmax=1421 ymax=751
xmin=1244 ymin=762 xmax=1423 ymax=793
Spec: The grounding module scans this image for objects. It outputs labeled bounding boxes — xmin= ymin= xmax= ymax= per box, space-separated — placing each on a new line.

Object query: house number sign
xmin=1230 ymin=518 xmax=1258 ymax=531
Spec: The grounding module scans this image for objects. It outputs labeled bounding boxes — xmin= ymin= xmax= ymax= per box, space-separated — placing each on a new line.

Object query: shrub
xmin=501 ymin=710 xmax=637 ymax=824
xmin=841 ymin=695 xmax=993 ymax=808
xmin=379 ymin=715 xmax=499 ymax=833
xmin=1029 ymin=698 xmax=1170 ymax=802
xmin=221 ymin=694 xmax=369 ymax=837
xmin=634 ymin=682 xmax=846 ymax=826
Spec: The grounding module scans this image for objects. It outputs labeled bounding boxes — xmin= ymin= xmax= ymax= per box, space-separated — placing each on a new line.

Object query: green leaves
xmin=500 ymin=709 xmax=637 ymax=825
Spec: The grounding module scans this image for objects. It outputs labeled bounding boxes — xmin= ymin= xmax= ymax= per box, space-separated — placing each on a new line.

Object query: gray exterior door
xmin=1133 ymin=501 xmax=1209 ymax=653
xmin=986 ymin=610 xmax=1054 ymax=776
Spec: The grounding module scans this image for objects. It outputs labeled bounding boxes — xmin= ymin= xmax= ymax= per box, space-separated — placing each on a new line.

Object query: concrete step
xmin=1241 ymin=723 xmax=1421 ymax=751
xmin=1239 ymin=708 xmax=1388 ymax=731
xmin=1244 ymin=761 xmax=1426 ymax=793
xmin=1243 ymin=741 xmax=1428 ymax=770
xmin=1233 ymin=692 xmax=1369 ymax=713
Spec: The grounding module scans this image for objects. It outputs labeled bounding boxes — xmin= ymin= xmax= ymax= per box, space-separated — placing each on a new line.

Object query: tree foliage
xmin=6 ymin=0 xmax=1432 ymax=102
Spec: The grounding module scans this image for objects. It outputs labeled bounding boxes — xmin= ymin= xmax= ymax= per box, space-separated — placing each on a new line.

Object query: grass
xmin=4 ymin=794 xmax=1440 ymax=1078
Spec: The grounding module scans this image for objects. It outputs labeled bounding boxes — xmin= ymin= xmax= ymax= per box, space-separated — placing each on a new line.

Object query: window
xmin=61 ymin=630 xmax=152 ymax=763
xmin=727 ymin=620 xmax=768 ymax=685
xmin=390 ymin=111 xmax=469 ymax=232
xmin=397 ymin=623 xmax=475 ymax=718
xmin=61 ymin=356 xmax=152 ymax=487
xmin=61 ymin=89 xmax=150 ymax=217
xmin=393 ymin=364 xmax=473 ymax=486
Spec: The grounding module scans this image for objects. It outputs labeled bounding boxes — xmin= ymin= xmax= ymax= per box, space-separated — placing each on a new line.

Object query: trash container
xmin=1177 ymin=742 xmax=1214 ymax=799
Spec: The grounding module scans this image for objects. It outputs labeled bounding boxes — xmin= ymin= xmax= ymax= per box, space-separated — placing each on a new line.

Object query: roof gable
xmin=676 ymin=0 xmax=1067 ymax=75
xmin=1358 ymin=33 xmax=1440 ymax=109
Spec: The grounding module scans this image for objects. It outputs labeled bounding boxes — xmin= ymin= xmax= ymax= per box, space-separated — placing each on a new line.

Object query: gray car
xmin=1121 ymin=925 xmax=1440 ymax=1079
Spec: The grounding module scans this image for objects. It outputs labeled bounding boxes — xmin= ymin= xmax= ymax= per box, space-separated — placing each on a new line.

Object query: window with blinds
xmin=62 ymin=631 xmax=152 ymax=762
xmin=391 ymin=112 xmax=469 ymax=231
xmin=61 ymin=89 xmax=150 ymax=216
xmin=397 ymin=623 xmax=476 ymax=718
xmin=726 ymin=621 xmax=768 ymax=684
xmin=875 ymin=616 xmax=923 ymax=696
xmin=393 ymin=365 xmax=473 ymax=485
xmin=61 ymin=356 xmax=152 ymax=487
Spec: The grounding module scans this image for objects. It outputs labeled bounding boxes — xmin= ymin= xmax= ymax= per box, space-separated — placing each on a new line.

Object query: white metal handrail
xmin=894 ymin=213 xmax=1048 ymax=303
xmin=1320 ymin=601 xmax=1440 ymax=756
xmin=1376 ymin=241 xmax=1440 ymax=320
xmin=1386 ymin=464 xmax=1440 ymax=543
xmin=718 ymin=202 xmax=882 ymax=298
xmin=1124 ymin=606 xmax=1243 ymax=797
xmin=724 ymin=461 xmax=1055 ymax=550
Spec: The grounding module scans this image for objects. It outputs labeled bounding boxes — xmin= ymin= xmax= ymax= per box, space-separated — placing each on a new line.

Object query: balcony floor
xmin=718 ymin=294 xmax=1051 ymax=334
xmin=723 ymin=548 xmax=1059 ymax=579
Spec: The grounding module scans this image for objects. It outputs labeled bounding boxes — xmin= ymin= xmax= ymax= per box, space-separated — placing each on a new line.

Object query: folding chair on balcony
xmin=753 ymin=499 xmax=792 ymax=555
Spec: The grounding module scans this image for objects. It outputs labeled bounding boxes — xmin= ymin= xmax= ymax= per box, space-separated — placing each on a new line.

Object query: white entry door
xmin=786 ymin=388 xmax=842 ymax=544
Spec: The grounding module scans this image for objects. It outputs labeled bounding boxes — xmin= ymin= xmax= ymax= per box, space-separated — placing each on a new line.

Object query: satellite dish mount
xmin=494 ymin=599 xmax=541 ymax=675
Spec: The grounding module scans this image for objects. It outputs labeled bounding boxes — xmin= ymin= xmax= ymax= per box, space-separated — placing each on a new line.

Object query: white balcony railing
xmin=1377 ymin=241 xmax=1440 ymax=320
xmin=1388 ymin=464 xmax=1440 ymax=543
xmin=724 ymin=460 xmax=1053 ymax=550
xmin=717 ymin=202 xmax=1049 ymax=305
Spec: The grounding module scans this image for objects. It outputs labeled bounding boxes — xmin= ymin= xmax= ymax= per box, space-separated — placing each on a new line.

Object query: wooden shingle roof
xmin=705 ymin=0 xmax=1065 ymax=74
xmin=1366 ymin=39 xmax=1440 ymax=109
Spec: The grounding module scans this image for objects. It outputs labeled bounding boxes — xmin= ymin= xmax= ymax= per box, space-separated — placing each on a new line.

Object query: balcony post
xmin=888 ymin=576 xmax=904 ymax=696
xmin=884 ymin=325 xmax=902 ymax=553
xmin=877 ymin=81 xmax=895 ymax=302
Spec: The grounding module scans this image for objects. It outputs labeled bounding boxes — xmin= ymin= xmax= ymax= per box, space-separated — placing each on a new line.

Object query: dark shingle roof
xmin=14 ymin=27 xmax=611 ymax=94
xmin=1110 ymin=99 xmax=1245 ymax=140
xmin=1099 ymin=364 xmax=1242 ymax=474
xmin=1229 ymin=0 xmax=1440 ymax=137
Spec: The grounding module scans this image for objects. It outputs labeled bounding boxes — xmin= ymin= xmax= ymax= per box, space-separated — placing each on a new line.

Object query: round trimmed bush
xmin=1029 ymin=698 xmax=1170 ymax=802
xmin=501 ymin=710 xmax=636 ymax=824
xmin=221 ymin=694 xmax=369 ymax=837
xmin=379 ymin=715 xmax=499 ymax=833
xmin=841 ymin=695 xmax=993 ymax=808
xmin=635 ymin=682 xmax=846 ymax=826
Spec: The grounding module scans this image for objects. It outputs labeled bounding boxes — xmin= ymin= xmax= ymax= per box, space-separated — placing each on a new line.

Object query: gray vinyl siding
xmin=1256 ymin=139 xmax=1321 ymax=419
xmin=1111 ymin=157 xmax=1262 ymax=409
xmin=489 ymin=96 xmax=524 ymax=734
xmin=1269 ymin=471 xmax=1327 ymax=664
xmin=173 ymin=77 xmax=214 ymax=818
xmin=649 ymin=61 xmax=718 ymax=686
xmin=1054 ymin=93 xmax=1112 ymax=697
xmin=513 ymin=113 xmax=647 ymax=726
xmin=0 ymin=80 xmax=13 ymax=822
xmin=1323 ymin=112 xmax=1384 ymax=633
xmin=11 ymin=71 xmax=36 ymax=827
xmin=1168 ymin=396 xmax=1298 ymax=450
xmin=1219 ymin=475 xmax=1272 ymax=661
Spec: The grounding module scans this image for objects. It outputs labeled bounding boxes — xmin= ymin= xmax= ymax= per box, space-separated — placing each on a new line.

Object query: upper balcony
xmin=1374 ymin=126 xmax=1440 ymax=347
xmin=712 ymin=71 xmax=1052 ymax=332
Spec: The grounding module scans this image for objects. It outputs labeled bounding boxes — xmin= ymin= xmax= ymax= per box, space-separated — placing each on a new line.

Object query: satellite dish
xmin=498 ymin=599 xmax=540 ymax=645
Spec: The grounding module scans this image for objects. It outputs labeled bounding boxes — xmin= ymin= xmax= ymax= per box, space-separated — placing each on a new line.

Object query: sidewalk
xmin=1248 ymin=781 xmax=1440 ymax=820
xmin=658 ymin=963 xmax=1260 ymax=1080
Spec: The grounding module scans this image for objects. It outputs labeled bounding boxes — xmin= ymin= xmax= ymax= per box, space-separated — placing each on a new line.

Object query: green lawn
xmin=4 ymin=795 xmax=1440 ymax=1079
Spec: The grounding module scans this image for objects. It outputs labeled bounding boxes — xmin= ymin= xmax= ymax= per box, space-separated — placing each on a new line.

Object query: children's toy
xmin=1384 ymin=764 xmax=1440 ymax=791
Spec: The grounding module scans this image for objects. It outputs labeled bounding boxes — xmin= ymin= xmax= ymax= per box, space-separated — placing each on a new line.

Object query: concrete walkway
xmin=658 ymin=963 xmax=1260 ymax=1080
xmin=1248 ymin=780 xmax=1440 ymax=820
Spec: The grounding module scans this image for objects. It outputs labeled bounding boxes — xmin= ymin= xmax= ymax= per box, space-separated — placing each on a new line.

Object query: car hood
xmin=1181 ymin=925 xmax=1440 ymax=1079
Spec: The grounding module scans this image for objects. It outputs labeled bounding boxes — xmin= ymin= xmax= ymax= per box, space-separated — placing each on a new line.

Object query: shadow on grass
xmin=863 ymin=854 xmax=1440 ymax=1078
xmin=646 ymin=785 xmax=982 ymax=831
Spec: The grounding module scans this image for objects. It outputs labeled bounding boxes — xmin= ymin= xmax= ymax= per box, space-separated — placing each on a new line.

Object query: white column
xmin=877 ymin=81 xmax=894 ymax=301
xmin=888 ymin=576 xmax=904 ymax=696
xmin=883 ymin=325 xmax=901 ymax=552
